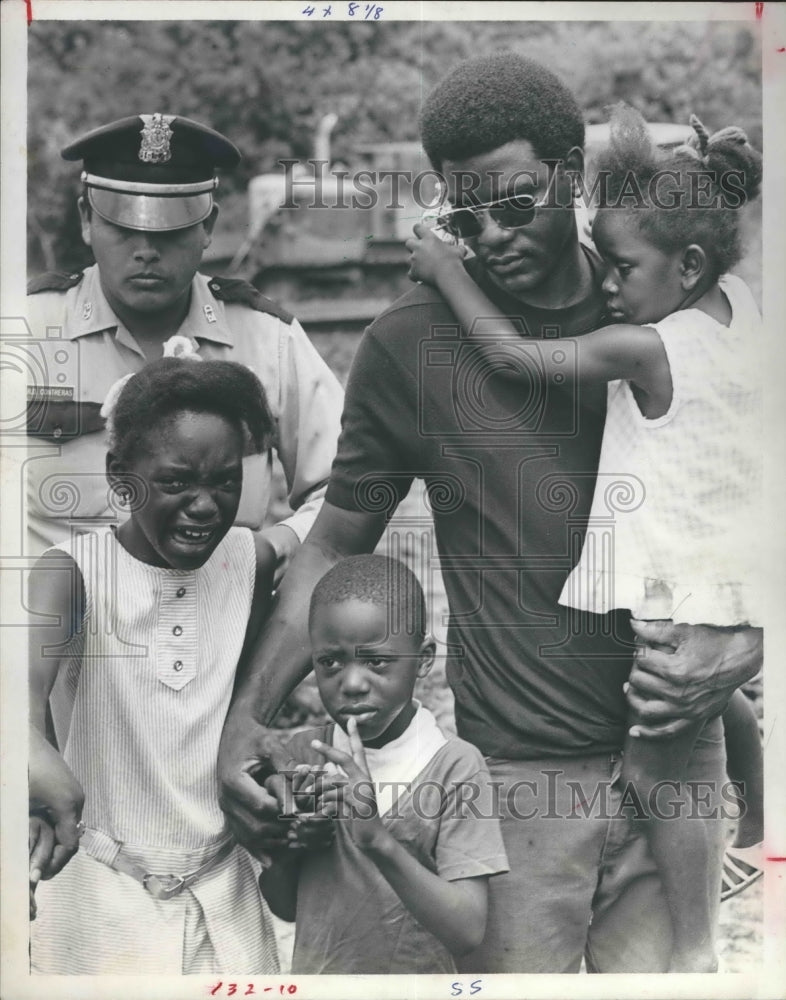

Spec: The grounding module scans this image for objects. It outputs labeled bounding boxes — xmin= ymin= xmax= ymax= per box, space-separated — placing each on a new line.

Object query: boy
xmin=259 ymin=554 xmax=509 ymax=974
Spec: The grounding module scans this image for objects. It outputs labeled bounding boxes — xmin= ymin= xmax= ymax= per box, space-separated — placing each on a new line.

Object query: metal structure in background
xmin=202 ymin=121 xmax=693 ymax=333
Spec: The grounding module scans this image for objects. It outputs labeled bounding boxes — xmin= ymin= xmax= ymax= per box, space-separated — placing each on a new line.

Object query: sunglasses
xmin=435 ymin=191 xmax=550 ymax=239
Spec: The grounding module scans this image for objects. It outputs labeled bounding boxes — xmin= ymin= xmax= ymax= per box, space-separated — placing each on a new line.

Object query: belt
xmin=103 ymin=838 xmax=235 ymax=900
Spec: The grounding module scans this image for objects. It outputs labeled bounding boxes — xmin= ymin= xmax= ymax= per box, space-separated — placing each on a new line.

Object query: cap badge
xmin=138 ymin=114 xmax=175 ymax=164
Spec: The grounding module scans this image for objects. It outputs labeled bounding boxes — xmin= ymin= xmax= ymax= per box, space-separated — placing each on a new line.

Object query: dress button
xmin=173 ymin=625 xmax=183 ymax=636
xmin=176 ymin=587 xmax=186 ymax=598
xmin=173 ymin=660 xmax=183 ymax=672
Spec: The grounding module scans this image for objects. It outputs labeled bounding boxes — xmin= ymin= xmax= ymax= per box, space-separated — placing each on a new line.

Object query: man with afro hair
xmin=219 ymin=53 xmax=762 ymax=973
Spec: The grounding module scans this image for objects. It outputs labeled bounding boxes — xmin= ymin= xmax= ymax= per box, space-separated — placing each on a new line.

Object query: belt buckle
xmin=142 ymin=872 xmax=186 ymax=900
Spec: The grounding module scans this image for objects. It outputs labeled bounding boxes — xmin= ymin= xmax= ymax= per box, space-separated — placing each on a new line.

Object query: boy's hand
xmin=405 ymin=222 xmax=467 ymax=286
xmin=310 ymin=717 xmax=390 ymax=853
xmin=286 ymin=813 xmax=336 ymax=852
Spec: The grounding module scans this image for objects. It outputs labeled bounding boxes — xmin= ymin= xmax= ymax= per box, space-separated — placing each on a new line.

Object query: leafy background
xmin=28 ymin=19 xmax=761 ymax=273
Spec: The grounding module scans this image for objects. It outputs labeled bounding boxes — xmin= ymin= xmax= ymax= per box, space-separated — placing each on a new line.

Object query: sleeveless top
xmin=559 ymin=274 xmax=762 ymax=626
xmin=49 ymin=525 xmax=256 ymax=849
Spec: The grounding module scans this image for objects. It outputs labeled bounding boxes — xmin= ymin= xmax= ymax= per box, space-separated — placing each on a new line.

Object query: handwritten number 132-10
xmin=451 ymin=981 xmax=483 ymax=997
xmin=209 ymin=986 xmax=297 ymax=997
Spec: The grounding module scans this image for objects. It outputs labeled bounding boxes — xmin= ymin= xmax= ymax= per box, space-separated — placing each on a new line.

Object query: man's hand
xmin=217 ymin=717 xmax=291 ymax=859
xmin=28 ymin=730 xmax=85 ymax=878
xmin=266 ymin=767 xmax=336 ymax=853
xmin=267 ymin=764 xmax=327 ymax=818
xmin=405 ymin=222 xmax=467 ymax=286
xmin=626 ymin=620 xmax=763 ymax=739
xmin=257 ymin=524 xmax=301 ymax=589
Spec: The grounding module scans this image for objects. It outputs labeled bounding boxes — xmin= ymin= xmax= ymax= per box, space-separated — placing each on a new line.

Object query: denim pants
xmin=458 ymin=716 xmax=727 ymax=973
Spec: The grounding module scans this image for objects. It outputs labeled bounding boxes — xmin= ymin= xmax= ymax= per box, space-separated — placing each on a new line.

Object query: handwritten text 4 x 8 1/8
xmin=301 ymin=3 xmax=384 ymax=17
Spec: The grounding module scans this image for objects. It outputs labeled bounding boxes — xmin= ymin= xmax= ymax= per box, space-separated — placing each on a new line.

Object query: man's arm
xmin=626 ymin=620 xmax=763 ymax=739
xmin=218 ymin=501 xmax=387 ymax=851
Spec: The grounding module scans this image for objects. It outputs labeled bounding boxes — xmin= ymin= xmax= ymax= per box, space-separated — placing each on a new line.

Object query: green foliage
xmin=28 ymin=19 xmax=761 ymax=272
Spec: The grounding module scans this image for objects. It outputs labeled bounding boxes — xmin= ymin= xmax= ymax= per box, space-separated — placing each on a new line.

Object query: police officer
xmin=26 ymin=113 xmax=344 ymax=578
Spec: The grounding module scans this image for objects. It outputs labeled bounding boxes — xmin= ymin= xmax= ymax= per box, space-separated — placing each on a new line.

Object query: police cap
xmin=62 ymin=114 xmax=241 ymax=232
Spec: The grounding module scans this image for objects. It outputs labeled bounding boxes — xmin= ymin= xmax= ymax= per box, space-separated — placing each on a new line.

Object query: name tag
xmin=28 ymin=385 xmax=75 ymax=401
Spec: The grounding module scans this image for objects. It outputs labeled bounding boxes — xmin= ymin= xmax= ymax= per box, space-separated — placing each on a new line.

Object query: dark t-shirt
xmin=326 ymin=250 xmax=634 ymax=758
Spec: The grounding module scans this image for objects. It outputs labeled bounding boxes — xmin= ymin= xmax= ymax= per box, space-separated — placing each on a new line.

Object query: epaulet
xmin=27 ymin=270 xmax=84 ymax=295
xmin=208 ymin=275 xmax=294 ymax=325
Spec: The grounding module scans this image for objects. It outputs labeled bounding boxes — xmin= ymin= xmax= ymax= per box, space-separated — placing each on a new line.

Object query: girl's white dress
xmin=31 ymin=526 xmax=279 ymax=975
xmin=559 ymin=273 xmax=762 ymax=626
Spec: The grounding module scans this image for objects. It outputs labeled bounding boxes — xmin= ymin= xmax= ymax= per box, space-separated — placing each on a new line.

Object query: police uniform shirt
xmin=25 ymin=264 xmax=345 ymax=554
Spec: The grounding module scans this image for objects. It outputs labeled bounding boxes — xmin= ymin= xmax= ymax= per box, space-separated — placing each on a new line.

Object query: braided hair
xmin=595 ymin=103 xmax=762 ymax=278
